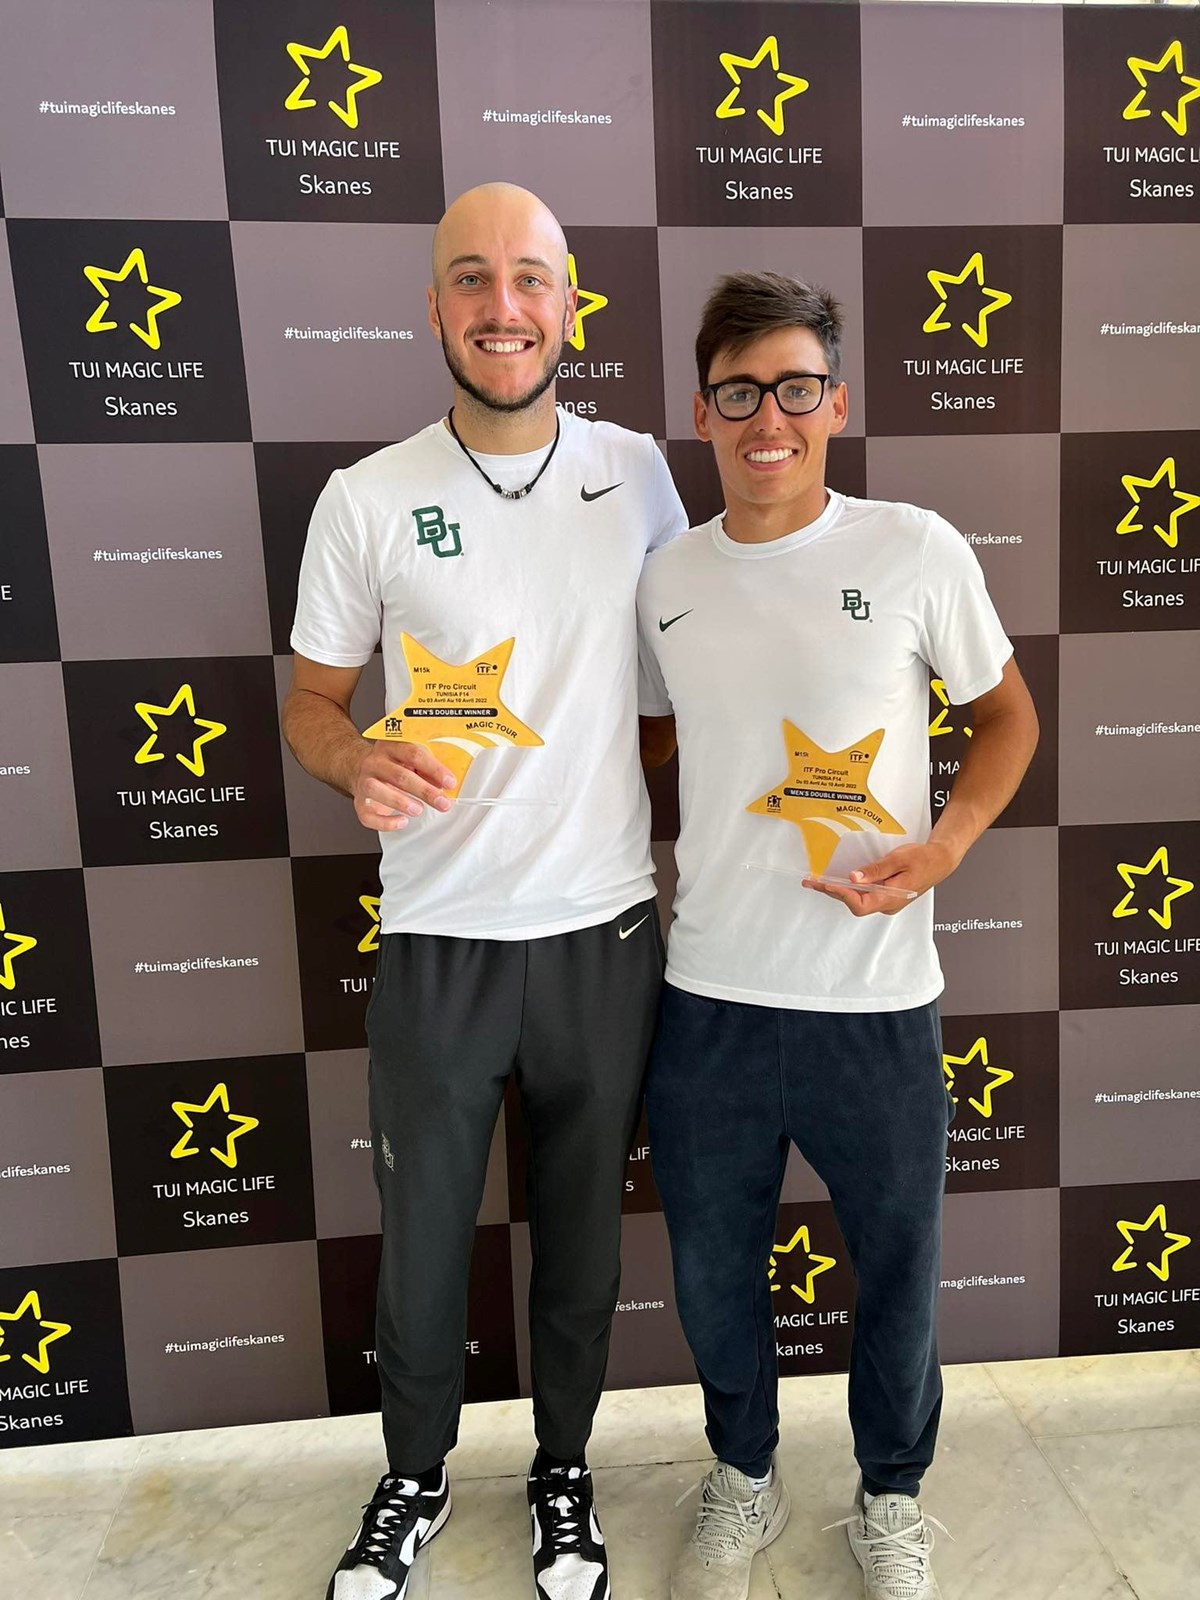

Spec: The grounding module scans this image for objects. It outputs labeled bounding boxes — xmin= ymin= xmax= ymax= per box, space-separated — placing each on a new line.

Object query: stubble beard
xmin=439 ymin=312 xmax=566 ymax=415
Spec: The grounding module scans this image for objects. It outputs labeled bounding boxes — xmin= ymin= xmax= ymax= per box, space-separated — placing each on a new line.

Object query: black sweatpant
xmin=365 ymin=899 xmax=664 ymax=1475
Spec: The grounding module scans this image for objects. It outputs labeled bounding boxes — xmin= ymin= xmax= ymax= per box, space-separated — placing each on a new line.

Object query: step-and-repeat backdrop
xmin=1 ymin=0 xmax=1199 ymax=1448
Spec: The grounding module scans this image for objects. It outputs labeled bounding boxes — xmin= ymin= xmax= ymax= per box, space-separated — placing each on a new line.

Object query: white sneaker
xmin=670 ymin=1458 xmax=790 ymax=1600
xmin=832 ymin=1488 xmax=948 ymax=1599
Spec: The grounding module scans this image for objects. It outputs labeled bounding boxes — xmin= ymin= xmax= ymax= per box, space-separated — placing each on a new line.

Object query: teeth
xmin=746 ymin=449 xmax=793 ymax=463
xmin=480 ymin=340 xmax=527 ymax=352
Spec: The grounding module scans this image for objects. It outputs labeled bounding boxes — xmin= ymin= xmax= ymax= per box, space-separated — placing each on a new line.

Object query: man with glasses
xmin=636 ymin=272 xmax=1038 ymax=1600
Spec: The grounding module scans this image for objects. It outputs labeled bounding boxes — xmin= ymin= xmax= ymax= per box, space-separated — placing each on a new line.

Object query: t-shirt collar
xmin=711 ymin=489 xmax=845 ymax=560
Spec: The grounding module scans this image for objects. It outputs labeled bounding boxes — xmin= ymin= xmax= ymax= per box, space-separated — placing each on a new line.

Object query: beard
xmin=438 ymin=313 xmax=565 ymax=414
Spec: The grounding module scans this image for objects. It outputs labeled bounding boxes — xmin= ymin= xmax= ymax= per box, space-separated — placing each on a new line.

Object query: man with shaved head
xmin=284 ymin=183 xmax=686 ymax=1600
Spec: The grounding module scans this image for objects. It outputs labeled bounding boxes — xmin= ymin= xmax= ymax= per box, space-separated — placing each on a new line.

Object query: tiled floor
xmin=3 ymin=1348 xmax=1198 ymax=1599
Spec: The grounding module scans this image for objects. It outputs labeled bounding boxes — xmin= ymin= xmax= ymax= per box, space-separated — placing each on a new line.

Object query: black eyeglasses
xmin=702 ymin=374 xmax=834 ymax=421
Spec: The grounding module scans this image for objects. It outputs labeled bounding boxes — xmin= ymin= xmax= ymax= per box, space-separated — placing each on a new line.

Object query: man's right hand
xmin=352 ymin=740 xmax=458 ymax=832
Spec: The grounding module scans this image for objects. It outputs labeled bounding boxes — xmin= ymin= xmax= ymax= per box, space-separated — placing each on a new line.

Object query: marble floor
xmin=3 ymin=1347 xmax=1198 ymax=1600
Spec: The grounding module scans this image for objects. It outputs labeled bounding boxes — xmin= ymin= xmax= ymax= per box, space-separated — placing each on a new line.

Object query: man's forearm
xmin=282 ymin=688 xmax=370 ymax=800
xmin=929 ymin=708 xmax=1038 ymax=867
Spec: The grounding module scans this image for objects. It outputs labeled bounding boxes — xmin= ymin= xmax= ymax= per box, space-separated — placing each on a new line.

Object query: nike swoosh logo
xmin=658 ymin=610 xmax=693 ymax=632
xmin=619 ymin=915 xmax=650 ymax=940
xmin=581 ymin=482 xmax=623 ymax=502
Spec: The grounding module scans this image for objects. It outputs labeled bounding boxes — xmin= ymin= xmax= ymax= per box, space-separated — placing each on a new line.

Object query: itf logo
xmin=0 ymin=1291 xmax=71 ymax=1374
xmin=84 ymin=248 xmax=182 ymax=352
xmin=715 ymin=35 xmax=809 ymax=137
xmin=1112 ymin=1204 xmax=1191 ymax=1282
xmin=134 ymin=684 xmax=227 ymax=778
xmin=0 ymin=902 xmax=37 ymax=991
xmin=170 ymin=1082 xmax=260 ymax=1169
xmin=1123 ymin=41 xmax=1200 ymax=138
xmin=769 ymin=1226 xmax=836 ymax=1304
xmin=284 ymin=25 xmax=383 ymax=130
xmin=923 ymin=253 xmax=1012 ymax=351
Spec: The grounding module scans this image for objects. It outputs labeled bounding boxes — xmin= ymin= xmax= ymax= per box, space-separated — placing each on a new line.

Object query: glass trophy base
xmin=743 ymin=862 xmax=918 ymax=900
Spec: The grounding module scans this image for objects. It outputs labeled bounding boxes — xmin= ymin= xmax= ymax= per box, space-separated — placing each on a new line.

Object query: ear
xmin=693 ymin=389 xmax=713 ymax=443
xmin=563 ymin=282 xmax=579 ymax=345
xmin=427 ymin=286 xmax=441 ymax=340
xmin=828 ymin=380 xmax=849 ymax=437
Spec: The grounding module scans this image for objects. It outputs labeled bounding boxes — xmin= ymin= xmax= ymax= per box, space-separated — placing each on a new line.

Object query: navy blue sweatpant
xmin=646 ymin=982 xmax=949 ymax=1496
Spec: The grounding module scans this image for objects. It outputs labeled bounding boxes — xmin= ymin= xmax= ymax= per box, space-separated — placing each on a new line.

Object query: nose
xmin=752 ymin=391 xmax=789 ymax=428
xmin=484 ymin=277 xmax=521 ymax=325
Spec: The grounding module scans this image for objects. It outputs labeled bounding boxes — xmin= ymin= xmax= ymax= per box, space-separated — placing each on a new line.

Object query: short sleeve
xmin=916 ymin=513 xmax=1013 ymax=705
xmin=646 ymin=438 xmax=689 ymax=554
xmin=636 ymin=594 xmax=674 ymax=718
xmin=290 ymin=469 xmax=381 ymax=667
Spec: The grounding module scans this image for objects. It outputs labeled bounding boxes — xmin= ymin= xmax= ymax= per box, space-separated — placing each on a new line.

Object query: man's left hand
xmin=803 ymin=840 xmax=960 ymax=917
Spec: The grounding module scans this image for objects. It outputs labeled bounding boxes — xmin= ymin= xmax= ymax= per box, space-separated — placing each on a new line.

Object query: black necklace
xmin=446 ymin=408 xmax=560 ymax=500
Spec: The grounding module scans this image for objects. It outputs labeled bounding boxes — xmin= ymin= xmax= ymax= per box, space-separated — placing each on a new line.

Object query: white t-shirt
xmin=292 ymin=407 xmax=686 ymax=939
xmin=637 ymin=492 xmax=1013 ymax=1011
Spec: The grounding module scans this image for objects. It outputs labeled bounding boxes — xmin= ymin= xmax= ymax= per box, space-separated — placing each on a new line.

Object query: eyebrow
xmin=445 ymin=253 xmax=556 ymax=272
xmin=709 ymin=369 xmax=826 ymax=385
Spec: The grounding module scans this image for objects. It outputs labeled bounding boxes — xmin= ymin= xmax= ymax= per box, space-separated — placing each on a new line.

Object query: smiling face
xmin=695 ymin=326 xmax=848 ymax=530
xmin=428 ymin=185 xmax=576 ymax=414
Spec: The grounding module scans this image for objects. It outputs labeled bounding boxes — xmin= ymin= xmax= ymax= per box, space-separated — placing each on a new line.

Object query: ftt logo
xmin=929 ymin=679 xmax=973 ymax=741
xmin=1122 ymin=41 xmax=1200 ymax=138
xmin=923 ymin=253 xmax=1012 ymax=351
xmin=1112 ymin=1204 xmax=1191 ymax=1282
xmin=565 ymin=254 xmax=608 ymax=353
xmin=134 ymin=684 xmax=227 ymax=777
xmin=357 ymin=894 xmax=381 ymax=954
xmin=84 ymin=248 xmax=182 ymax=352
xmin=412 ymin=505 xmax=462 ymax=560
xmin=1112 ymin=847 xmax=1194 ymax=931
xmin=943 ymin=1037 xmax=1014 ymax=1119
xmin=1116 ymin=458 xmax=1200 ymax=551
xmin=170 ymin=1082 xmax=260 ymax=1169
xmin=0 ymin=1290 xmax=71 ymax=1374
xmin=715 ymin=35 xmax=809 ymax=138
xmin=284 ymin=25 xmax=383 ymax=130
xmin=0 ymin=903 xmax=38 ymax=991
xmin=769 ymin=1226 xmax=836 ymax=1304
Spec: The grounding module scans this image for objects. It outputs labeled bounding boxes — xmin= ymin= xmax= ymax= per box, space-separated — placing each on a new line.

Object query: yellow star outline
xmin=0 ymin=902 xmax=37 ymax=993
xmin=1123 ymin=40 xmax=1200 ymax=138
xmin=1116 ymin=458 xmax=1200 ymax=551
xmin=84 ymin=248 xmax=182 ymax=353
xmin=170 ymin=1082 xmax=260 ymax=1170
xmin=715 ymin=35 xmax=809 ymax=138
xmin=923 ymin=252 xmax=1012 ymax=351
xmin=284 ymin=25 xmax=383 ymax=131
xmin=747 ymin=723 xmax=906 ymax=880
xmin=928 ymin=679 xmax=973 ymax=741
xmin=358 ymin=894 xmax=381 ymax=954
xmin=1112 ymin=846 xmax=1194 ymax=932
xmin=1112 ymin=1204 xmax=1191 ymax=1283
xmin=0 ymin=1291 xmax=71 ymax=1374
xmin=566 ymin=253 xmax=608 ymax=354
xmin=133 ymin=684 xmax=227 ymax=779
xmin=942 ymin=1037 xmax=1014 ymax=1120
xmin=362 ymin=633 xmax=544 ymax=790
xmin=768 ymin=1226 xmax=837 ymax=1304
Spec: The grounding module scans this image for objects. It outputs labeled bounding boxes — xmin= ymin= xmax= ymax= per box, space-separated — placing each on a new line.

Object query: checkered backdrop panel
xmin=1 ymin=0 xmax=1199 ymax=1448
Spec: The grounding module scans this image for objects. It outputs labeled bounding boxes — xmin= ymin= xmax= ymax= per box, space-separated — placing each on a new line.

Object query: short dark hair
xmin=695 ymin=271 xmax=844 ymax=390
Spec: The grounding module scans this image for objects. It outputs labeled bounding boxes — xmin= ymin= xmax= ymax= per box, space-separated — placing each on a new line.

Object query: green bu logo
xmin=841 ymin=587 xmax=871 ymax=621
xmin=413 ymin=505 xmax=462 ymax=559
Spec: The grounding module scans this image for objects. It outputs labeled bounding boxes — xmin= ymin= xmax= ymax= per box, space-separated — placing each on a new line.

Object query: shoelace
xmin=532 ymin=1470 xmax=591 ymax=1556
xmin=355 ymin=1476 xmax=427 ymax=1567
xmin=822 ymin=1508 xmax=952 ymax=1597
xmin=676 ymin=1471 xmax=760 ymax=1561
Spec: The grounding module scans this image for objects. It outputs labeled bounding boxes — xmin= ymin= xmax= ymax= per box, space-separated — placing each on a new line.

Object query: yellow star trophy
xmin=362 ymin=633 xmax=550 ymax=807
xmin=745 ymin=721 xmax=916 ymax=899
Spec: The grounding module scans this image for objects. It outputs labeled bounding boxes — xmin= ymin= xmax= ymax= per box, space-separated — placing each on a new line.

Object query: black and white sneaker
xmin=325 ymin=1467 xmax=451 ymax=1600
xmin=527 ymin=1458 xmax=611 ymax=1600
